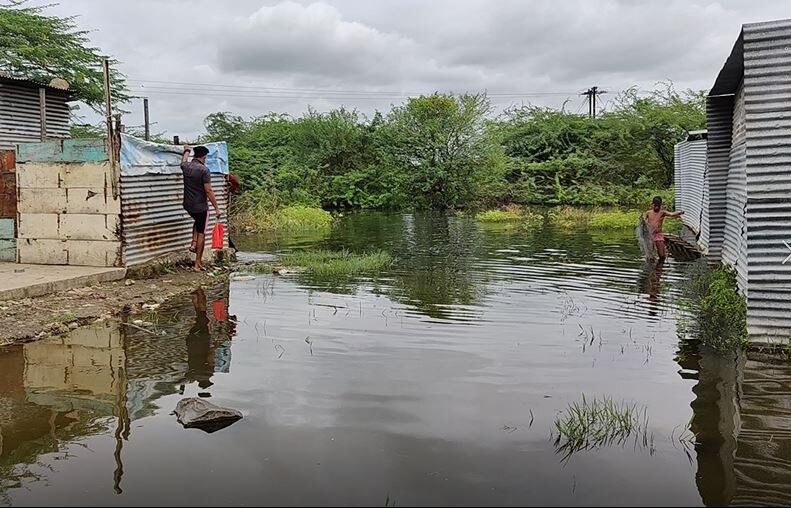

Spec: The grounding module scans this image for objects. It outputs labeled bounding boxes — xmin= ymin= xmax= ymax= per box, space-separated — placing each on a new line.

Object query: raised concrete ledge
xmin=0 ymin=262 xmax=126 ymax=301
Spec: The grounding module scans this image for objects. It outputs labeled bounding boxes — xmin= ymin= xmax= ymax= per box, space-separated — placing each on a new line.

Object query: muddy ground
xmin=0 ymin=266 xmax=232 ymax=345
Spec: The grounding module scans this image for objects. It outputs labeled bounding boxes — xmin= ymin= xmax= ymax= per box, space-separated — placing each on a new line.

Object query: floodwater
xmin=0 ymin=212 xmax=788 ymax=506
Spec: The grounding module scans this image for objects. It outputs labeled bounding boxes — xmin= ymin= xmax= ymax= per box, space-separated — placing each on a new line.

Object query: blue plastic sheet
xmin=119 ymin=133 xmax=228 ymax=176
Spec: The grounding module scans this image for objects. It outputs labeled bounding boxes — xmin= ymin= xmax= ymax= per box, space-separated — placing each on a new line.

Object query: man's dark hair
xmin=652 ymin=196 xmax=662 ymax=206
xmin=193 ymin=146 xmax=210 ymax=158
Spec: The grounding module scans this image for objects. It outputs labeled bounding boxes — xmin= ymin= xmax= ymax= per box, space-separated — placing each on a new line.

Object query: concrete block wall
xmin=0 ymin=150 xmax=15 ymax=261
xmin=15 ymin=139 xmax=122 ymax=267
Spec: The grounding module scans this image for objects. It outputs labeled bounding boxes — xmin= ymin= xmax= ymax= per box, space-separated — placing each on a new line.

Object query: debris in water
xmin=173 ymin=397 xmax=242 ymax=433
xmin=231 ymin=274 xmax=257 ymax=281
xmin=125 ymin=279 xmax=135 ymax=286
xmin=141 ymin=303 xmax=160 ymax=311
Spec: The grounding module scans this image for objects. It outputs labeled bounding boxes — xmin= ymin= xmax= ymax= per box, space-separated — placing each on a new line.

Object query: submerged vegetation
xmin=553 ymin=395 xmax=652 ymax=460
xmin=679 ymin=263 xmax=747 ymax=352
xmin=587 ymin=211 xmax=640 ymax=229
xmin=252 ymin=249 xmax=394 ymax=277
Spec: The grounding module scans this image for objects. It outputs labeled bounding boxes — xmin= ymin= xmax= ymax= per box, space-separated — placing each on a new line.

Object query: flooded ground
xmin=0 ymin=212 xmax=788 ymax=506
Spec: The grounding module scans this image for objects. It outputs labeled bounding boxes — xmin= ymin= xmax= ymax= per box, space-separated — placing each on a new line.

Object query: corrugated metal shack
xmin=118 ymin=134 xmax=229 ymax=267
xmin=12 ymin=134 xmax=229 ymax=267
xmin=675 ymin=18 xmax=791 ymax=342
xmin=0 ymin=76 xmax=74 ymax=261
xmin=673 ymin=131 xmax=708 ymax=246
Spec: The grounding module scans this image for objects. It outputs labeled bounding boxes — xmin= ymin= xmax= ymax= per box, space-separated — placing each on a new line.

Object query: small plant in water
xmin=587 ymin=210 xmax=640 ymax=229
xmin=553 ymin=395 xmax=651 ymax=461
xmin=254 ymin=249 xmax=394 ymax=277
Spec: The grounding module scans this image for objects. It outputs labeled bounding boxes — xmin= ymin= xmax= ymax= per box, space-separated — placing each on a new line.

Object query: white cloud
xmin=35 ymin=0 xmax=791 ymax=137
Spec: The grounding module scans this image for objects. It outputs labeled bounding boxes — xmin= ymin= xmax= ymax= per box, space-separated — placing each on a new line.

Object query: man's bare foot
xmin=192 ymin=265 xmax=206 ymax=272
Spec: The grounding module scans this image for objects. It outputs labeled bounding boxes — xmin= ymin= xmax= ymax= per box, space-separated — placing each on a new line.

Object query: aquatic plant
xmin=475 ymin=209 xmax=522 ymax=222
xmin=251 ymin=249 xmax=393 ymax=277
xmin=680 ymin=263 xmax=747 ymax=351
xmin=553 ymin=395 xmax=651 ymax=460
xmin=588 ymin=210 xmax=640 ymax=229
xmin=230 ymin=192 xmax=333 ymax=233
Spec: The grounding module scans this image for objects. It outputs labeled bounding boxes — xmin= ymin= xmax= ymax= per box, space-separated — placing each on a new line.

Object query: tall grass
xmin=588 ymin=211 xmax=640 ymax=229
xmin=679 ymin=262 xmax=747 ymax=351
xmin=475 ymin=205 xmax=544 ymax=228
xmin=230 ymin=191 xmax=332 ymax=234
xmin=253 ymin=249 xmax=394 ymax=277
xmin=553 ymin=395 xmax=651 ymax=460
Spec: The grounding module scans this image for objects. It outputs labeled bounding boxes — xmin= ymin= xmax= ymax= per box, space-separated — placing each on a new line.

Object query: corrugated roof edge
xmin=0 ymin=75 xmax=77 ymax=98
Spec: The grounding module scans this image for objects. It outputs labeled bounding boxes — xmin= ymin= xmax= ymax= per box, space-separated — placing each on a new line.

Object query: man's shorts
xmin=652 ymin=231 xmax=665 ymax=243
xmin=188 ymin=210 xmax=208 ymax=233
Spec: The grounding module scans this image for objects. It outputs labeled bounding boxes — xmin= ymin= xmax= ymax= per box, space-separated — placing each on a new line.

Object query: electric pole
xmin=580 ymin=86 xmax=607 ymax=118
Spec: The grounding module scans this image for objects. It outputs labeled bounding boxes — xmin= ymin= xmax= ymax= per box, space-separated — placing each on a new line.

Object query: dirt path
xmin=0 ymin=266 xmax=231 ymax=345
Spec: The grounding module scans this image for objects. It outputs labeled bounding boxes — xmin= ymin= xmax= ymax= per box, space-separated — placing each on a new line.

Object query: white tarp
xmin=120 ymin=133 xmax=228 ymax=176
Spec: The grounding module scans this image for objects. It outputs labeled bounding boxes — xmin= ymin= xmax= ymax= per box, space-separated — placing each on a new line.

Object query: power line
xmin=127 ymin=77 xmax=581 ymax=97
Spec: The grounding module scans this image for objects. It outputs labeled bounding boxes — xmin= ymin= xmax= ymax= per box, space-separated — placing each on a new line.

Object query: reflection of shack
xmin=0 ymin=322 xmax=125 ymax=488
xmin=8 ymin=132 xmax=229 ymax=267
xmin=686 ymin=348 xmax=791 ymax=506
xmin=674 ymin=18 xmax=791 ymax=342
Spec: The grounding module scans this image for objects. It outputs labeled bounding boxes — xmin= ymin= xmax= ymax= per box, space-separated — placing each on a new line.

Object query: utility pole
xmin=143 ymin=97 xmax=150 ymax=141
xmin=580 ymin=86 xmax=607 ymax=118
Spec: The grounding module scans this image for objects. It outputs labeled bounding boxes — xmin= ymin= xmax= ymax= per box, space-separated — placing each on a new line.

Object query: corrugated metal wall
xmin=0 ymin=83 xmax=71 ymax=150
xmin=673 ymin=138 xmax=708 ymax=249
xmin=721 ymin=82 xmax=748 ymax=294
xmin=742 ymin=19 xmax=791 ymax=339
xmin=704 ymin=95 xmax=734 ymax=260
xmin=121 ymin=172 xmax=228 ymax=266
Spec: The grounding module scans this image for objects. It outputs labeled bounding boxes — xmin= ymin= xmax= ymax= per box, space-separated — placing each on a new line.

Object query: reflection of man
xmin=185 ymin=288 xmax=214 ymax=388
xmin=638 ymin=260 xmax=664 ymax=317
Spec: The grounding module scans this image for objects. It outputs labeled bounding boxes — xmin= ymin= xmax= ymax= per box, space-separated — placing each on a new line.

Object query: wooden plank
xmin=39 ymin=87 xmax=47 ymax=141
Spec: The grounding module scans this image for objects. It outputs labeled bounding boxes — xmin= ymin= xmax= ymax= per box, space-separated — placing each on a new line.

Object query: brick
xmin=18 ymin=188 xmax=66 ymax=214
xmin=18 ymin=213 xmax=59 ymax=239
xmin=65 ymin=188 xmax=120 ymax=214
xmin=17 ymin=238 xmax=68 ymax=264
xmin=59 ymin=214 xmax=119 ymax=241
xmin=60 ymin=162 xmax=111 ymax=189
xmin=67 ymin=240 xmax=121 ymax=267
xmin=16 ymin=162 xmax=60 ymax=188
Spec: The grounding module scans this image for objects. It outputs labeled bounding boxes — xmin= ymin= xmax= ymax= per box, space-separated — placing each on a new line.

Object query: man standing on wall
xmin=181 ymin=145 xmax=222 ymax=272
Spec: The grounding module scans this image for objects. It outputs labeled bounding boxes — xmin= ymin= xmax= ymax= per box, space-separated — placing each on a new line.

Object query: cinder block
xmin=16 ymin=162 xmax=60 ymax=188
xmin=67 ymin=240 xmax=121 ymax=267
xmin=59 ymin=214 xmax=118 ymax=241
xmin=18 ymin=188 xmax=66 ymax=214
xmin=0 ymin=217 xmax=13 ymax=239
xmin=16 ymin=139 xmax=108 ymax=163
xmin=18 ymin=213 xmax=59 ymax=239
xmin=65 ymin=188 xmax=121 ymax=214
xmin=17 ymin=238 xmax=68 ymax=264
xmin=0 ymin=239 xmax=14 ymax=262
xmin=60 ymin=162 xmax=111 ymax=189
xmin=63 ymin=325 xmax=111 ymax=348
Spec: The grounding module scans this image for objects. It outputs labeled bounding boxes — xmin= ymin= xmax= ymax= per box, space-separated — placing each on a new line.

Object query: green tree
xmin=0 ymin=1 xmax=128 ymax=111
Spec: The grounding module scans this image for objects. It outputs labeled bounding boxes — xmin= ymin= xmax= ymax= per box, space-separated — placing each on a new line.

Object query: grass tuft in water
xmin=553 ymin=395 xmax=651 ymax=460
xmin=587 ymin=210 xmax=640 ymax=229
xmin=475 ymin=205 xmax=544 ymax=228
xmin=230 ymin=191 xmax=332 ymax=233
xmin=253 ymin=249 xmax=394 ymax=277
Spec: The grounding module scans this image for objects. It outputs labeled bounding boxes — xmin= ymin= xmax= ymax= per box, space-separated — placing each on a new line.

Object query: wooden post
xmin=143 ymin=98 xmax=150 ymax=141
xmin=102 ymin=58 xmax=119 ymax=198
xmin=38 ymin=87 xmax=47 ymax=141
xmin=173 ymin=135 xmax=180 ymax=145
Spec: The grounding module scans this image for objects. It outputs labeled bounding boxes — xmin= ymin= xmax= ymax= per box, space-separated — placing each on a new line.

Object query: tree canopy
xmin=0 ymin=1 xmax=128 ymax=111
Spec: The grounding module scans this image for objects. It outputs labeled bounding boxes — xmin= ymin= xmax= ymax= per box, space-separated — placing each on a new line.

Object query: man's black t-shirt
xmin=180 ymin=160 xmax=211 ymax=213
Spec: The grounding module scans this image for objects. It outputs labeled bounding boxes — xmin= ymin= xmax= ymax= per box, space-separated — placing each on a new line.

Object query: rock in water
xmin=173 ymin=397 xmax=242 ymax=433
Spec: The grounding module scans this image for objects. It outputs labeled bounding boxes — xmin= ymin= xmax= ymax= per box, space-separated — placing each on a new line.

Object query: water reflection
xmin=0 ymin=284 xmax=234 ymax=499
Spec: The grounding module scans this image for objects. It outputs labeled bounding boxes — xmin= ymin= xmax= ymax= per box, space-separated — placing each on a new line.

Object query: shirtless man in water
xmin=644 ymin=196 xmax=684 ymax=261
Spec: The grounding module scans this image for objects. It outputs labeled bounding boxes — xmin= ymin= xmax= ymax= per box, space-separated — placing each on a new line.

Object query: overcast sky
xmin=41 ymin=0 xmax=791 ymax=138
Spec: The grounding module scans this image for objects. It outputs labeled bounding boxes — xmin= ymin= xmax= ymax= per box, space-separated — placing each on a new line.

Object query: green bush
xmin=681 ymin=264 xmax=747 ymax=352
